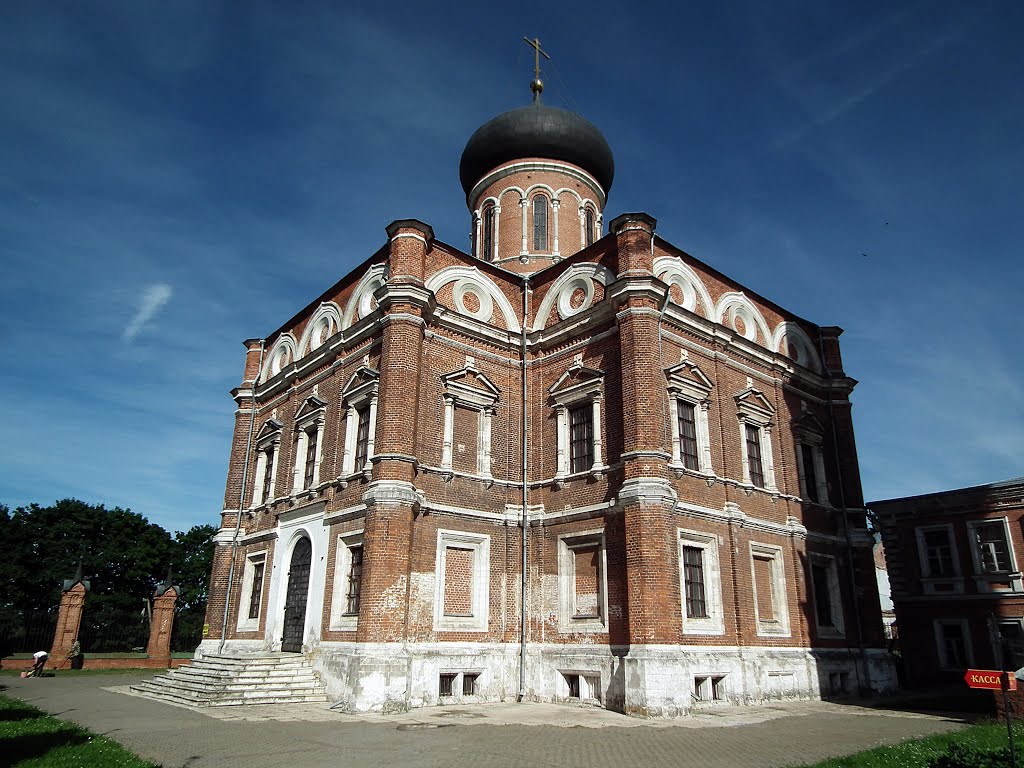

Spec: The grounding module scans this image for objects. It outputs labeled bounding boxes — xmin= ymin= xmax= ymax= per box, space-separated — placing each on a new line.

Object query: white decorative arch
xmin=342 ymin=263 xmax=387 ymax=330
xmin=714 ymin=292 xmax=772 ymax=345
xmin=259 ymin=333 xmax=298 ymax=383
xmin=552 ymin=187 xmax=584 ymax=207
xmin=532 ymin=263 xmax=615 ymax=331
xmin=523 ymin=182 xmax=556 ymax=201
xmin=425 ymin=266 xmax=522 ymax=332
xmin=654 ymin=256 xmax=714 ymax=318
xmin=772 ymin=321 xmax=822 ymax=373
xmin=499 ymin=186 xmax=525 ymax=203
xmin=297 ymin=301 xmax=343 ymax=358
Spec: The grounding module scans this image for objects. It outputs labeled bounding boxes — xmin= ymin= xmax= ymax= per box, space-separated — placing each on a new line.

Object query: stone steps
xmin=129 ymin=654 xmax=328 ymax=708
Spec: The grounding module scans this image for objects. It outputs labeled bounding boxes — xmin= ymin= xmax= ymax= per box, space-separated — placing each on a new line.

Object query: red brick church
xmin=201 ymin=74 xmax=895 ymax=715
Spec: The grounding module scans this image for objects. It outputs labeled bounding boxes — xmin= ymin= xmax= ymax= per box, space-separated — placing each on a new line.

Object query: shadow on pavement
xmin=846 ymin=687 xmax=996 ymax=720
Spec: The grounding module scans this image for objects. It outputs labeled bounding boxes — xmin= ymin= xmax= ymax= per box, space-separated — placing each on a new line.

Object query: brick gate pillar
xmin=50 ymin=567 xmax=90 ymax=666
xmin=146 ymin=577 xmax=179 ymax=664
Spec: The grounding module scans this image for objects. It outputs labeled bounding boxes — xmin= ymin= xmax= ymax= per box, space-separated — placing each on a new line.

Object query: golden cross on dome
xmin=523 ymin=37 xmax=550 ymax=102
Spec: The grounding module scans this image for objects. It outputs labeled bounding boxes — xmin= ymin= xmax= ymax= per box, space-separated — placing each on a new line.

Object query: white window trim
xmin=934 ymin=618 xmax=974 ymax=670
xmin=750 ymin=542 xmax=790 ymax=637
xmin=665 ymin=360 xmax=714 ymax=477
xmin=736 ymin=385 xmax=777 ymax=492
xmin=550 ymin=363 xmax=606 ymax=484
xmin=557 ymin=530 xmax=608 ymax=634
xmin=252 ymin=424 xmax=282 ymax=508
xmin=339 ymin=367 xmax=379 ymax=481
xmin=433 ymin=529 xmax=490 ymax=632
xmin=914 ymin=524 xmax=965 ymax=595
xmin=678 ymin=529 xmax=725 ymax=635
xmin=809 ymin=553 xmax=845 ymax=639
xmin=966 ymin=517 xmax=1022 ymax=593
xmin=236 ymin=550 xmax=268 ymax=632
xmin=329 ymin=531 xmax=364 ymax=632
xmin=292 ymin=397 xmax=327 ymax=494
xmin=795 ymin=437 xmax=829 ymax=505
xmin=439 ymin=363 xmax=500 ymax=480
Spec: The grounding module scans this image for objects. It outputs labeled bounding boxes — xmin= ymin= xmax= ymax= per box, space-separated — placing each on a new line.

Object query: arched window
xmin=585 ymin=208 xmax=596 ymax=247
xmin=482 ymin=205 xmax=495 ymax=260
xmin=533 ymin=195 xmax=548 ymax=251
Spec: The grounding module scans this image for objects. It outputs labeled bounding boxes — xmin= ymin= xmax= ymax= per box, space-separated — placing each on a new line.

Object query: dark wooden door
xmin=281 ymin=537 xmax=312 ymax=653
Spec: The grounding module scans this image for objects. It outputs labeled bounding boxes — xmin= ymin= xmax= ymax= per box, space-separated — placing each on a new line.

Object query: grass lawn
xmin=785 ymin=720 xmax=1022 ymax=767
xmin=0 ymin=695 xmax=158 ymax=767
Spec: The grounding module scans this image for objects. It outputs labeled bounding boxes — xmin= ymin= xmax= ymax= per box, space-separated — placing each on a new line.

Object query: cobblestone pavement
xmin=3 ymin=672 xmax=973 ymax=768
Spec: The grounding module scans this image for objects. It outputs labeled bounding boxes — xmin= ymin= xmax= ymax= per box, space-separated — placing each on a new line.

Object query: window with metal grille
xmin=354 ymin=406 xmax=370 ymax=471
xmin=746 ymin=424 xmax=765 ymax=487
xmin=940 ymin=623 xmax=967 ymax=668
xmin=462 ymin=673 xmax=479 ymax=696
xmin=811 ymin=562 xmax=834 ymax=628
xmin=248 ymin=561 xmax=265 ymax=620
xmin=533 ymin=195 xmax=548 ymax=251
xmin=569 ymin=404 xmax=593 ymax=474
xmin=923 ymin=529 xmax=955 ymax=576
xmin=260 ymin=447 xmax=275 ymax=504
xmin=303 ymin=429 xmax=318 ymax=489
xmin=677 ymin=400 xmax=699 ymax=470
xmin=585 ymin=208 xmax=595 ymax=247
xmin=345 ymin=545 xmax=363 ymax=615
xmin=682 ymin=545 xmax=708 ymax=618
xmin=483 ymin=205 xmax=494 ymax=259
xmin=439 ymin=673 xmax=456 ymax=697
xmin=975 ymin=521 xmax=1012 ymax=573
xmin=565 ymin=673 xmax=581 ymax=698
xmin=800 ymin=443 xmax=819 ymax=503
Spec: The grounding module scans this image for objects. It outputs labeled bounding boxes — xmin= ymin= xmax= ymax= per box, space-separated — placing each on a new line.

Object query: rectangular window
xmin=569 ymin=404 xmax=593 ymax=474
xmin=345 ymin=545 xmax=363 ymax=615
xmin=483 ymin=206 xmax=494 ymax=259
xmin=303 ymin=429 xmax=318 ymax=489
xmin=800 ymin=443 xmax=819 ymax=503
xmin=682 ymin=545 xmax=708 ymax=619
xmin=558 ymin=531 xmax=607 ymax=632
xmin=462 ymin=673 xmax=479 ymax=696
xmin=443 ymin=546 xmax=475 ymax=616
xmin=533 ymin=196 xmax=547 ymax=251
xmin=923 ymin=529 xmax=955 ymax=577
xmin=433 ymin=530 xmax=490 ymax=632
xmin=439 ymin=673 xmax=456 ymax=697
xmin=354 ymin=406 xmax=370 ymax=470
xmin=746 ymin=424 xmax=765 ymax=487
xmin=751 ymin=543 xmax=790 ymax=636
xmin=975 ymin=521 xmax=1012 ymax=573
xmin=811 ymin=562 xmax=833 ymax=628
xmin=694 ymin=675 xmax=727 ymax=702
xmin=938 ymin=622 xmax=968 ymax=669
xmin=248 ymin=561 xmax=265 ymax=620
xmin=677 ymin=401 xmax=699 ymax=471
xmin=572 ymin=543 xmax=602 ymax=619
xmin=753 ymin=555 xmax=776 ymax=621
xmin=260 ymin=447 xmax=275 ymax=504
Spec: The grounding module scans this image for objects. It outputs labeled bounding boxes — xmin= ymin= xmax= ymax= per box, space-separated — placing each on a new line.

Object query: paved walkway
xmin=2 ymin=672 xmax=973 ymax=768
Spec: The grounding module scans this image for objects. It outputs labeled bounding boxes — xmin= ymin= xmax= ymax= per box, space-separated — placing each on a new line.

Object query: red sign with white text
xmin=964 ymin=669 xmax=1016 ymax=691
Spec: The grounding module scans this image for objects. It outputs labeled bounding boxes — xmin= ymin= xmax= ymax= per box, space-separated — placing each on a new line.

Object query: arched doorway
xmin=281 ymin=537 xmax=312 ymax=653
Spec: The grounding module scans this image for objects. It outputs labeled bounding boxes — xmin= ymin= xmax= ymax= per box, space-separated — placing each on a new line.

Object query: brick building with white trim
xmin=200 ymin=89 xmax=896 ymax=715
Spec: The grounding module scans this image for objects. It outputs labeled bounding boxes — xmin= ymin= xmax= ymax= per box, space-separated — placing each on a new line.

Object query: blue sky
xmin=1 ymin=1 xmax=1021 ymax=534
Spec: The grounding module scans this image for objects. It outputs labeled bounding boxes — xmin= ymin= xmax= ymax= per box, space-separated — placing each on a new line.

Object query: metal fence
xmin=0 ymin=611 xmax=57 ymax=654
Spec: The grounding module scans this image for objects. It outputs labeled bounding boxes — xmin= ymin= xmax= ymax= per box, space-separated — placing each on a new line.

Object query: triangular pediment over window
xmin=735 ymin=385 xmax=775 ymax=424
xmin=442 ymin=364 xmax=500 ymax=408
xmin=342 ymin=364 xmax=380 ymax=403
xmin=255 ymin=418 xmax=283 ymax=443
xmin=664 ymin=360 xmax=713 ymax=401
xmin=294 ymin=395 xmax=328 ymax=423
xmin=550 ymin=361 xmax=604 ymax=405
xmin=793 ymin=410 xmax=826 ymax=438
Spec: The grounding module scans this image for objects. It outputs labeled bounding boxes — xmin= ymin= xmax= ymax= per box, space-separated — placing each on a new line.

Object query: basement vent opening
xmin=439 ymin=673 xmax=456 ymax=697
xmin=693 ymin=675 xmax=727 ymax=702
xmin=561 ymin=672 xmax=601 ymax=702
xmin=463 ymin=673 xmax=479 ymax=696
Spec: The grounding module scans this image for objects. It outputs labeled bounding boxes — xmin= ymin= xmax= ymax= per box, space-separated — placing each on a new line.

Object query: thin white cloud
xmin=123 ymin=283 xmax=173 ymax=342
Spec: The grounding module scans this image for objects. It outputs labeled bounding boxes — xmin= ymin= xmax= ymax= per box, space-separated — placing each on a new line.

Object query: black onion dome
xmin=459 ymin=104 xmax=615 ymax=198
